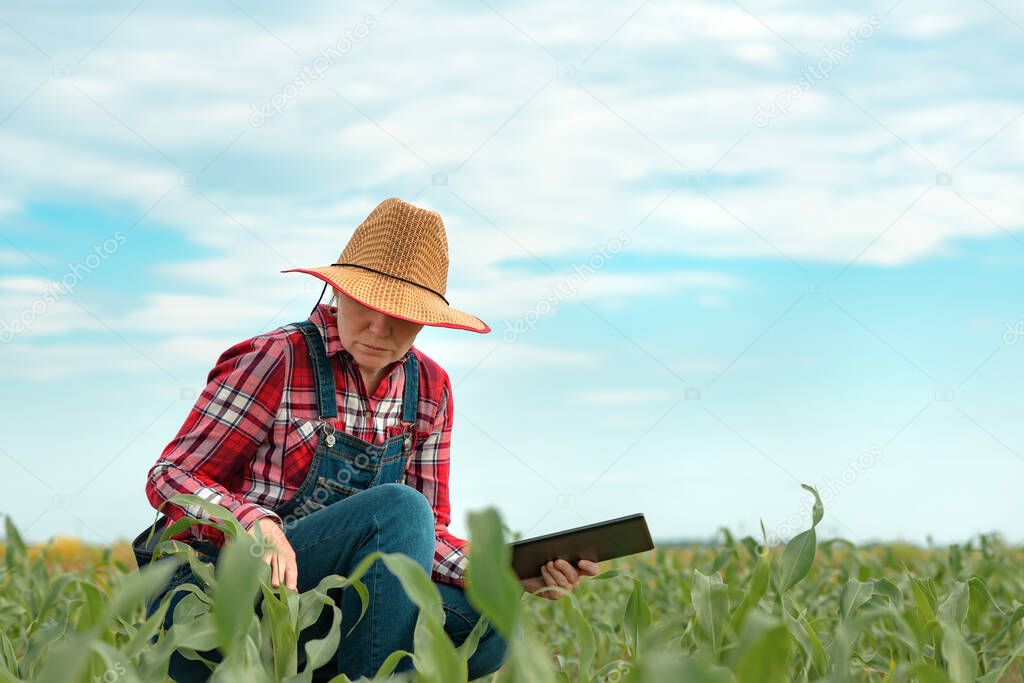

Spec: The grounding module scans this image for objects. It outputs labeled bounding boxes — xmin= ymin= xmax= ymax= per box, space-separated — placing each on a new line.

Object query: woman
xmin=140 ymin=197 xmax=599 ymax=681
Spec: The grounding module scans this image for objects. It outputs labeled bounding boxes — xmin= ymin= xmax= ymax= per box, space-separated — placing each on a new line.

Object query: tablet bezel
xmin=508 ymin=512 xmax=654 ymax=580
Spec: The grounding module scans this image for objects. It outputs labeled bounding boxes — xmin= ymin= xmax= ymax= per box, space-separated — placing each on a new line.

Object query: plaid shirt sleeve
xmin=406 ymin=370 xmax=470 ymax=587
xmin=146 ymin=335 xmax=286 ymax=546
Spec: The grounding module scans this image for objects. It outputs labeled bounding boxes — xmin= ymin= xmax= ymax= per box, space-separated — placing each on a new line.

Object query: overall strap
xmin=293 ymin=321 xmax=338 ymax=419
xmin=401 ymin=352 xmax=419 ymax=426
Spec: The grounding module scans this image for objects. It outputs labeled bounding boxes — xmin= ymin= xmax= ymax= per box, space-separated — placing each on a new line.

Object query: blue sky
xmin=0 ymin=0 xmax=1021 ymax=549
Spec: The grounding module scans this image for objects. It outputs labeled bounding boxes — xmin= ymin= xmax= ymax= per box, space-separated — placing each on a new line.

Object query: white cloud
xmin=450 ymin=265 xmax=745 ymax=322
xmin=0 ymin=341 xmax=157 ymax=380
xmin=0 ymin=0 xmax=1018 ymax=343
xmin=115 ymin=292 xmax=297 ymax=334
xmin=0 ymin=330 xmax=250 ymax=381
xmin=732 ymin=43 xmax=782 ymax=65
xmin=0 ymin=276 xmax=54 ymax=292
xmin=419 ymin=337 xmax=602 ymax=373
xmin=697 ymin=293 xmax=730 ymax=309
xmin=898 ymin=13 xmax=968 ymax=38
xmin=0 ymin=249 xmax=28 ymax=266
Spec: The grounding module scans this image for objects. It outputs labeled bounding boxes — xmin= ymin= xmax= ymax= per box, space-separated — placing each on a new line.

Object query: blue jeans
xmin=147 ymin=484 xmax=509 ymax=681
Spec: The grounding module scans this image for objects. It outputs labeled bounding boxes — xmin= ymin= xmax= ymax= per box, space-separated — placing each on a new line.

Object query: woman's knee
xmin=343 ymin=483 xmax=435 ymax=566
xmin=363 ymin=483 xmax=434 ymax=530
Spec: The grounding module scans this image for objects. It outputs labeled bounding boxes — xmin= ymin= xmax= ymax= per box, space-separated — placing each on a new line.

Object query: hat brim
xmin=282 ymin=266 xmax=491 ymax=334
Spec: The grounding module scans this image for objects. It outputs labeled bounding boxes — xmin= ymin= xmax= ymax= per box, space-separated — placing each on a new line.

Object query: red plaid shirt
xmin=145 ymin=303 xmax=469 ymax=586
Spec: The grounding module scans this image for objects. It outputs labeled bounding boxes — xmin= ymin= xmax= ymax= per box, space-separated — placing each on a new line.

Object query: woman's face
xmin=332 ymin=289 xmax=424 ymax=373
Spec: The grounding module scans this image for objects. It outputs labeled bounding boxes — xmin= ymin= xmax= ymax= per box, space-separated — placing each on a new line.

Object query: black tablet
xmin=509 ymin=512 xmax=654 ymax=580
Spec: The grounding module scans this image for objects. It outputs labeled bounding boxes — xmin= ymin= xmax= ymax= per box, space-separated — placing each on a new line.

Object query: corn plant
xmin=1 ymin=485 xmax=1022 ymax=682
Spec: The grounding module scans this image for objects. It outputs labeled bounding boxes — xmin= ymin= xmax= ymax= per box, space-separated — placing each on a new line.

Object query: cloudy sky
xmin=1 ymin=0 xmax=1022 ymax=550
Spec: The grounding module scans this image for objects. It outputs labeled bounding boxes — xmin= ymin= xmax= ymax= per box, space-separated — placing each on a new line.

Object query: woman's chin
xmin=351 ymin=351 xmax=389 ymax=371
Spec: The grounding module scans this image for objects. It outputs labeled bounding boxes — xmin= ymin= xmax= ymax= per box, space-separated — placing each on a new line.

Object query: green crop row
xmin=1 ymin=486 xmax=1022 ymax=682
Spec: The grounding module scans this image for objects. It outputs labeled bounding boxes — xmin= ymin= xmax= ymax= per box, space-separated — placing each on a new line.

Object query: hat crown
xmin=338 ymin=197 xmax=449 ymax=297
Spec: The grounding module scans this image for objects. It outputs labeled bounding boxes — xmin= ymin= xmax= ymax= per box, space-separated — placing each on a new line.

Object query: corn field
xmin=1 ymin=486 xmax=1022 ymax=682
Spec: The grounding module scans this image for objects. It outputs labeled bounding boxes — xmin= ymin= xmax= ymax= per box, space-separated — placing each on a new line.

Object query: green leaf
xmin=455 ymin=613 xmax=489 ymax=667
xmin=3 ymin=516 xmax=27 ymax=568
xmin=839 ymin=578 xmax=875 ymax=620
xmin=966 ymin=576 xmax=1003 ymax=625
xmin=0 ymin=631 xmax=18 ymax=674
xmin=804 ymin=617 xmax=828 ymax=679
xmin=911 ymin=662 xmax=953 ymax=683
xmin=104 ymin=558 xmax=181 ymax=627
xmin=873 ymin=577 xmax=903 ymax=608
xmin=778 ymin=528 xmax=816 ymax=592
xmin=910 ymin=576 xmax=937 ymax=623
xmin=561 ymin=592 xmax=596 ymax=678
xmin=799 ymin=484 xmax=824 ymax=528
xmin=937 ymin=581 xmax=969 ymax=626
xmin=161 ymin=493 xmax=248 ymax=539
xmin=691 ymin=570 xmax=728 ymax=660
xmin=380 ymin=552 xmax=464 ymax=683
xmin=34 ymin=573 xmax=75 ymax=623
xmin=733 ymin=612 xmax=790 ymax=683
xmin=939 ymin=621 xmax=977 ymax=683
xmin=828 ymin=608 xmax=895 ymax=683
xmin=297 ymin=602 xmax=341 ymax=675
xmin=465 ymin=508 xmax=522 ymax=639
xmin=259 ymin=584 xmax=297 ymax=680
xmin=500 ymin=637 xmax=559 ymax=683
xmin=711 ymin=546 xmax=735 ymax=574
xmin=33 ymin=634 xmax=94 ymax=683
xmin=168 ymin=610 xmax=220 ymax=651
xmin=211 ymin=531 xmax=264 ymax=649
xmin=731 ymin=551 xmax=770 ymax=635
xmin=372 ymin=648 xmax=412 ymax=680
xmin=625 ymin=653 xmax=736 ymax=683
xmin=625 ymin=578 xmax=654 ymax=657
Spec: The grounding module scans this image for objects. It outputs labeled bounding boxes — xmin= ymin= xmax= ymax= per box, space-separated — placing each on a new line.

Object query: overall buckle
xmin=319 ymin=416 xmax=336 ymax=447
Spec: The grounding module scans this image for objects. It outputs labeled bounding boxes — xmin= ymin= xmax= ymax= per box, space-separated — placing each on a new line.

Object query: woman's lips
xmin=360 ymin=342 xmax=388 ymax=353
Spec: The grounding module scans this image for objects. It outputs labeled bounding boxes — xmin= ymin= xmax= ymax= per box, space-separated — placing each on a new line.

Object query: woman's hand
xmin=248 ymin=517 xmax=298 ymax=591
xmin=521 ymin=559 xmax=601 ymax=600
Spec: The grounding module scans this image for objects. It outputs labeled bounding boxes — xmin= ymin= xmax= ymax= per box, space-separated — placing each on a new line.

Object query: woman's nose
xmin=367 ymin=311 xmax=391 ymax=335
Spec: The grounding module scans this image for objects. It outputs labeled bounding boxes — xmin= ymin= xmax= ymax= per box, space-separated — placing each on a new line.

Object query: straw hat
xmin=282 ymin=197 xmax=490 ymax=334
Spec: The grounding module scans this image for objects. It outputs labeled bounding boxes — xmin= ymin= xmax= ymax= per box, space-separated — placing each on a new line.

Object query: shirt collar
xmin=307 ymin=303 xmax=412 ymax=369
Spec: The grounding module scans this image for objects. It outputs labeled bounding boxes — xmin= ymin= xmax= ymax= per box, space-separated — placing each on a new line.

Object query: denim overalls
xmin=144 ymin=318 xmax=421 ymax=618
xmin=276 ymin=319 xmax=421 ymax=527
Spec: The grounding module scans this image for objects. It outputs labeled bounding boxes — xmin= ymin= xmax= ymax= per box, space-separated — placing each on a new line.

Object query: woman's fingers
xmin=275 ymin=552 xmax=297 ymax=591
xmin=265 ymin=547 xmax=288 ymax=589
xmin=555 ymin=559 xmax=580 ymax=584
xmin=539 ymin=565 xmax=562 ymax=600
xmin=257 ymin=529 xmax=297 ymax=591
xmin=529 ymin=559 xmax=602 ymax=601
xmin=250 ymin=518 xmax=299 ymax=591
xmin=545 ymin=561 xmax=572 ymax=593
xmin=266 ymin=550 xmax=279 ymax=587
xmin=548 ymin=561 xmax=574 ymax=588
xmin=283 ymin=553 xmax=298 ymax=591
